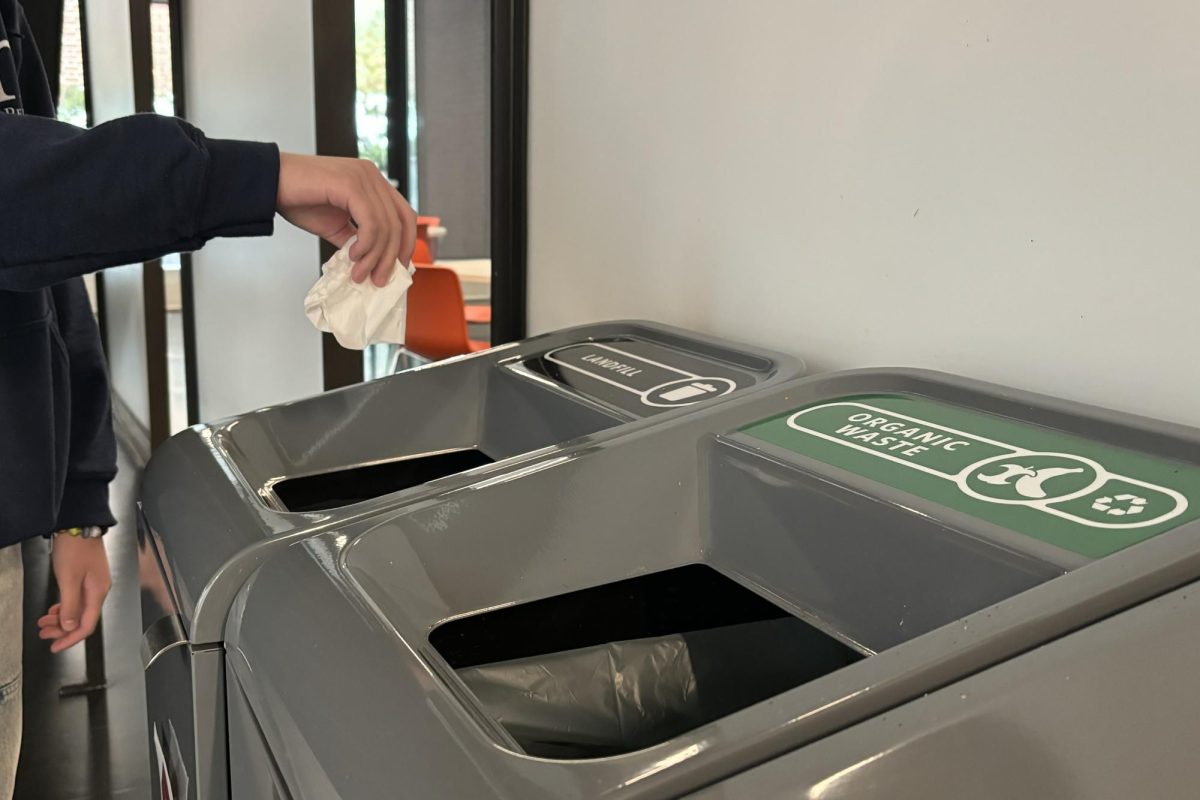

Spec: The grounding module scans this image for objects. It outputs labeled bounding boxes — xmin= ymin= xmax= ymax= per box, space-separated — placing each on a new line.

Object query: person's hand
xmin=276 ymin=152 xmax=417 ymax=287
xmin=38 ymin=536 xmax=112 ymax=654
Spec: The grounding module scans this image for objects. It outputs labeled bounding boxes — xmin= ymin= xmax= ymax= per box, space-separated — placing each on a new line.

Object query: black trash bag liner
xmin=456 ymin=616 xmax=861 ymax=759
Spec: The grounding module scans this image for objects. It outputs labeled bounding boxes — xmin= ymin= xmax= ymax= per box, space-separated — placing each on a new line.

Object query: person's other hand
xmin=38 ymin=537 xmax=112 ymax=653
xmin=276 ymin=152 xmax=417 ymax=287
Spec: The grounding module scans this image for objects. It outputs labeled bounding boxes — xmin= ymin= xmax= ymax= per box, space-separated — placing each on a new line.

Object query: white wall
xmin=184 ymin=0 xmax=323 ymax=421
xmin=85 ymin=0 xmax=147 ymax=428
xmin=528 ymin=0 xmax=1200 ymax=428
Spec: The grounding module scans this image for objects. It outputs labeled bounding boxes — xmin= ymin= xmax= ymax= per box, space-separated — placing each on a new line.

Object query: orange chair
xmin=405 ymin=264 xmax=490 ymax=360
xmin=463 ymin=304 xmax=492 ymax=325
xmin=412 ymin=215 xmax=492 ymax=325
xmin=413 ymin=216 xmax=442 ymax=265
xmin=413 ymin=239 xmax=434 ymax=266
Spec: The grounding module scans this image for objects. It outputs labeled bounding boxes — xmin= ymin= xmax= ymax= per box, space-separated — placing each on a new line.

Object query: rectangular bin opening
xmin=430 ymin=564 xmax=864 ymax=759
xmin=272 ymin=448 xmax=494 ymax=512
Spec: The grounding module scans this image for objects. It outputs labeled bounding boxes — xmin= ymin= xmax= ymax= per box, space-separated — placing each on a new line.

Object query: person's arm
xmin=22 ymin=122 xmax=416 ymax=651
xmin=0 ymin=112 xmax=277 ymax=290
xmin=33 ymin=281 xmax=118 ymax=652
xmin=0 ymin=115 xmax=416 ymax=291
xmin=50 ymin=280 xmax=117 ymax=532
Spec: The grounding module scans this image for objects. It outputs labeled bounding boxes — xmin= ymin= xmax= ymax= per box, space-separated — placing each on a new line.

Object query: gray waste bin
xmin=207 ymin=368 xmax=1200 ymax=799
xmin=136 ymin=321 xmax=802 ymax=800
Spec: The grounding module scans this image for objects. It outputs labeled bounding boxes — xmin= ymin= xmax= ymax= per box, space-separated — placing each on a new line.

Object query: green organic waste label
xmin=741 ymin=394 xmax=1200 ymax=559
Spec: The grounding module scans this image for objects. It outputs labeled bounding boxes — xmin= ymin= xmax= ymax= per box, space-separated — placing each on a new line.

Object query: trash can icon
xmin=660 ymin=381 xmax=722 ymax=403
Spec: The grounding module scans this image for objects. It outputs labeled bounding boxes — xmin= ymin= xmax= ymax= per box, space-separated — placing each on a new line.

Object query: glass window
xmin=358 ymin=0 xmax=494 ymax=380
xmin=149 ymin=1 xmax=174 ymax=115
xmin=57 ymin=0 xmax=87 ymax=126
xmin=148 ymin=0 xmax=189 ymax=435
xmin=356 ymin=0 xmax=388 ymax=174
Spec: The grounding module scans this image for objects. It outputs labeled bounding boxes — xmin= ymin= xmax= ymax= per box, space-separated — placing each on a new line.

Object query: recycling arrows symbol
xmin=1091 ymin=493 xmax=1149 ymax=517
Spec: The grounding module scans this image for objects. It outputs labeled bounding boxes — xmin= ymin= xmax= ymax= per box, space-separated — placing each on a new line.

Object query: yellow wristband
xmin=54 ymin=526 xmax=106 ymax=539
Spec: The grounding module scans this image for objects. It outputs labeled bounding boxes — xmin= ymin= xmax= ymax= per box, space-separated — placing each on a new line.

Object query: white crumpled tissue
xmin=304 ymin=237 xmax=415 ymax=350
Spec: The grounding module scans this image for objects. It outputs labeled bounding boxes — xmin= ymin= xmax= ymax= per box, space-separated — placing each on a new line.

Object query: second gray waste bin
xmin=215 ymin=368 xmax=1199 ymax=799
xmin=137 ymin=321 xmax=801 ymax=800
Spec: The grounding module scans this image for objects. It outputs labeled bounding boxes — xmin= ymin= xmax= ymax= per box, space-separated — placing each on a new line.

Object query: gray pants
xmin=0 ymin=544 xmax=21 ymax=800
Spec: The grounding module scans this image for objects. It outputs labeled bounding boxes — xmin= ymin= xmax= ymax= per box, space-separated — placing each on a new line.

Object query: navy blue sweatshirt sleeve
xmin=0 ymin=112 xmax=280 ymax=292
xmin=50 ymin=280 xmax=117 ymax=530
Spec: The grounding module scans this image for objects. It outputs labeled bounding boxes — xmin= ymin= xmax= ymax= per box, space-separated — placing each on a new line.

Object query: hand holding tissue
xmin=304 ymin=238 xmax=415 ymax=350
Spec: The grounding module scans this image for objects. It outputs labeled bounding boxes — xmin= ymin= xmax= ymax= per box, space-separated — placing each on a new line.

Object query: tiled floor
xmin=15 ymin=445 xmax=151 ymax=799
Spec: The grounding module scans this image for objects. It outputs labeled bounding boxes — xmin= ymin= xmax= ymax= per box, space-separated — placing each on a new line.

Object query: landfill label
xmin=541 ymin=341 xmax=745 ymax=413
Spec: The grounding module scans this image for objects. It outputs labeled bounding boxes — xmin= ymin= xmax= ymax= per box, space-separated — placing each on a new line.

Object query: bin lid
xmin=223 ymin=368 xmax=1200 ymax=799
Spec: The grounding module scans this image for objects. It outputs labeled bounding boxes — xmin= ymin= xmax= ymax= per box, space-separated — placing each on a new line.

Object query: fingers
xmin=277 ymin=154 xmax=418 ymax=284
xmin=323 ymin=215 xmax=357 ymax=250
xmin=392 ymin=191 xmax=418 ymax=270
xmin=344 ymin=162 xmax=411 ymax=285
xmin=346 ymin=164 xmax=390 ymax=283
xmin=346 ymin=173 xmax=382 ymax=283
xmin=364 ymin=172 xmax=418 ymax=287
xmin=57 ymin=574 xmax=82 ymax=634
xmin=51 ymin=578 xmax=105 ymax=654
xmin=49 ymin=624 xmax=86 ymax=653
xmin=367 ymin=175 xmax=401 ymax=287
xmin=38 ymin=605 xmax=65 ymax=640
xmin=43 ymin=541 xmax=113 ymax=653
xmin=37 ymin=603 xmax=61 ymax=636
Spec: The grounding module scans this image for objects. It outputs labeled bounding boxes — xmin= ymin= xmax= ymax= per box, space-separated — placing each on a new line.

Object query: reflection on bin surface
xmin=141 ymin=348 xmax=1200 ymax=799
